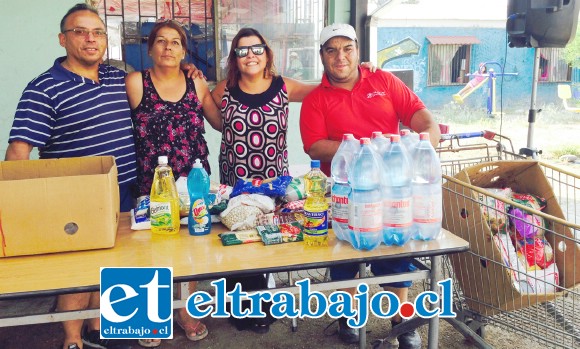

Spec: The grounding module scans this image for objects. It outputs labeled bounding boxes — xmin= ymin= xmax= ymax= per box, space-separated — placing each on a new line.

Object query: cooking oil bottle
xmin=149 ymin=155 xmax=180 ymax=235
xmin=303 ymin=160 xmax=329 ymax=246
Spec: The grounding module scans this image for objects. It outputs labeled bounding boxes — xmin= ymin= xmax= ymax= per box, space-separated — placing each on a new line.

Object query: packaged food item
xmin=514 ymin=237 xmax=554 ymax=269
xmin=219 ymin=229 xmax=261 ymax=246
xmin=477 ymin=187 xmax=512 ymax=235
xmin=219 ymin=194 xmax=276 ymax=230
xmin=283 ymin=177 xmax=306 ymax=202
xmin=230 ymin=176 xmax=293 ymax=198
xmin=257 ymin=222 xmax=304 ymax=245
xmin=131 ymin=195 xmax=151 ymax=230
xmin=256 ymin=212 xmax=300 ymax=226
xmin=509 ymin=192 xmax=547 ymax=239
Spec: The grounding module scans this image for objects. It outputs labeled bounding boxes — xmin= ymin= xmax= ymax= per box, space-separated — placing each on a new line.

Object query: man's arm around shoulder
xmin=5 ymin=141 xmax=33 ymax=160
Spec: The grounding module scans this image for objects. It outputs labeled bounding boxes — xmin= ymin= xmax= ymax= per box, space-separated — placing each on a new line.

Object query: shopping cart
xmin=437 ymin=131 xmax=580 ymax=348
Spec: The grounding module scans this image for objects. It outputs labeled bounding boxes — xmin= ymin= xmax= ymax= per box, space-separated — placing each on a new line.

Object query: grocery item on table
xmin=381 ymin=134 xmax=413 ymax=246
xmin=150 ymin=156 xmax=180 ymax=235
xmin=331 ymin=133 xmax=358 ymax=243
xmin=348 ymin=138 xmax=383 ymax=250
xmin=230 ymin=176 xmax=292 ymax=198
xmin=130 ymin=195 xmax=151 ymax=230
xmin=303 ymin=160 xmax=329 ymax=246
xmin=411 ymin=133 xmax=442 ymax=240
xmin=283 ymin=176 xmax=306 ymax=202
xmin=220 ymin=194 xmax=275 ymax=231
xmin=257 ymin=222 xmax=304 ymax=245
xmin=219 ymin=229 xmax=261 ymax=246
xmin=187 ymin=159 xmax=211 ymax=236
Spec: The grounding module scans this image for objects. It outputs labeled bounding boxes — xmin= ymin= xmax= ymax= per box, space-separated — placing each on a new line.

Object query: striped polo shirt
xmin=8 ymin=57 xmax=137 ymax=186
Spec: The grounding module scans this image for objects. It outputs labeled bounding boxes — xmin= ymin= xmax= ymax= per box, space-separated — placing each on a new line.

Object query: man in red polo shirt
xmin=299 ymin=23 xmax=440 ymax=348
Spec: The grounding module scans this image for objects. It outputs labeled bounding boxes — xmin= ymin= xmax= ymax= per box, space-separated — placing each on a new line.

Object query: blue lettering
xmin=186 ymin=292 xmax=213 ymax=318
xmin=414 ymin=292 xmax=438 ymax=318
xmin=438 ymin=279 xmax=456 ymax=317
xmin=247 ymin=291 xmax=272 ymax=317
xmin=348 ymin=283 xmax=369 ymax=328
xmin=270 ymin=292 xmax=299 ymax=318
xmin=228 ymin=283 xmax=249 ymax=318
xmin=211 ymin=278 xmax=229 ymax=317
xmin=297 ymin=279 xmax=327 ymax=318
xmin=327 ymin=291 xmax=356 ymax=318
xmin=369 ymin=291 xmax=399 ymax=319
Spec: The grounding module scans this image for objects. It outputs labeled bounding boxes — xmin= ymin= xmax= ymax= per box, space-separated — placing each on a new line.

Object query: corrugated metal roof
xmin=426 ymin=36 xmax=481 ymax=45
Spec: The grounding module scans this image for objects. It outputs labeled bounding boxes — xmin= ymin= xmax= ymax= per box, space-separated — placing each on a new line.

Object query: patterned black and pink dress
xmin=131 ymin=70 xmax=210 ymax=196
xmin=218 ymin=76 xmax=290 ymax=186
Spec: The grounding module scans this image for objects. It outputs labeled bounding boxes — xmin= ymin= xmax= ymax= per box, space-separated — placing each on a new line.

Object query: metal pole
xmin=519 ymin=48 xmax=541 ymax=159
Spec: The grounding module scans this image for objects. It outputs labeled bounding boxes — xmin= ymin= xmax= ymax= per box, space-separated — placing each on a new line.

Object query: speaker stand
xmin=519 ymin=48 xmax=543 ymax=159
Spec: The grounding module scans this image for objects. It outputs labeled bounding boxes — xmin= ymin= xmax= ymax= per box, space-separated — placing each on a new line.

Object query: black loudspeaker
xmin=507 ymin=0 xmax=579 ymax=48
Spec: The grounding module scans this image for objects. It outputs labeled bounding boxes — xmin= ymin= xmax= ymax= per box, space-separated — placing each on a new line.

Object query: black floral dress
xmin=131 ymin=70 xmax=210 ymax=196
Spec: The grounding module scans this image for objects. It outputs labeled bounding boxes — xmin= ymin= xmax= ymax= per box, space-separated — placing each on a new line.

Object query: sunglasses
xmin=234 ymin=44 xmax=266 ymax=58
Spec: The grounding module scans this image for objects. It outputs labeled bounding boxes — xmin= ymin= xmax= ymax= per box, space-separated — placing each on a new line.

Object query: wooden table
xmin=0 ymin=213 xmax=469 ymax=349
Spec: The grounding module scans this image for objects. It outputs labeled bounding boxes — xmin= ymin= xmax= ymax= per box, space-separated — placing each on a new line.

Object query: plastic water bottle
xmin=370 ymin=131 xmax=391 ymax=158
xmin=412 ymin=132 xmax=442 ymax=240
xmin=400 ymin=129 xmax=419 ymax=155
xmin=187 ymin=159 xmax=211 ymax=236
xmin=304 ymin=160 xmax=329 ymax=246
xmin=330 ymin=134 xmax=358 ymax=243
xmin=381 ymin=135 xmax=413 ymax=246
xmin=348 ymin=138 xmax=383 ymax=250
xmin=149 ymin=156 xmax=180 ymax=235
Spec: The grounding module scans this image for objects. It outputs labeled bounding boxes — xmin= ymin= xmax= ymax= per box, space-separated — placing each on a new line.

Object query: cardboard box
xmin=0 ymin=156 xmax=119 ymax=257
xmin=442 ymin=160 xmax=579 ymax=315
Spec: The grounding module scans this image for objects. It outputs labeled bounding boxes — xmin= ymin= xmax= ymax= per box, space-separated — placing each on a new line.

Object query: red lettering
xmin=331 ymin=195 xmax=349 ymax=205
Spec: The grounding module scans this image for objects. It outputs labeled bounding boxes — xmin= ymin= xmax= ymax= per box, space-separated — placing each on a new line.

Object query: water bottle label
xmin=303 ymin=210 xmax=328 ymax=236
xmin=150 ymin=201 xmax=173 ymax=227
xmin=413 ymin=195 xmax=442 ymax=223
xmin=190 ymin=199 xmax=210 ymax=228
xmin=383 ymin=197 xmax=413 ymax=227
xmin=348 ymin=201 xmax=382 ymax=232
xmin=331 ymin=193 xmax=349 ymax=223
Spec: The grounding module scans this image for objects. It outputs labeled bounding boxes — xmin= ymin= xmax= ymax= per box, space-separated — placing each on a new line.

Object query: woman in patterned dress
xmin=125 ymin=20 xmax=221 ymax=348
xmin=211 ymin=28 xmax=316 ymax=186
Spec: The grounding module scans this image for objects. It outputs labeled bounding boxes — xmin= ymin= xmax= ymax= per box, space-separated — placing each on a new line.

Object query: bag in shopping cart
xmin=442 ymin=160 xmax=580 ymax=316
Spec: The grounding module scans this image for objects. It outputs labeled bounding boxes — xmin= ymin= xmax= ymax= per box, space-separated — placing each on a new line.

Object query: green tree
xmin=563 ymin=28 xmax=580 ymax=68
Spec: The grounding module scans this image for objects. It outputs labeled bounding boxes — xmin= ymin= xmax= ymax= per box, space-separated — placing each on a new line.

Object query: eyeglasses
xmin=62 ymin=28 xmax=107 ymax=38
xmin=234 ymin=44 xmax=266 ymax=58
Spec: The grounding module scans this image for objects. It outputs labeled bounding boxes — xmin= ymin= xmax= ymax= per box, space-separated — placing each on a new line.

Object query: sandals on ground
xmin=138 ymin=339 xmax=161 ymax=348
xmin=175 ymin=314 xmax=209 ymax=341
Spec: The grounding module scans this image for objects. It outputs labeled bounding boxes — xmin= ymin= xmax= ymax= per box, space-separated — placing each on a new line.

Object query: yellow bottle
xmin=303 ymin=160 xmax=329 ymax=246
xmin=149 ymin=156 xmax=180 ymax=235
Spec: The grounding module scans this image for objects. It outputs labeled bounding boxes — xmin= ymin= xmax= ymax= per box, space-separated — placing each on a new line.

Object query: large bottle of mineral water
xmin=381 ymin=134 xmax=413 ymax=246
xmin=400 ymin=129 xmax=419 ymax=156
xmin=150 ymin=156 xmax=181 ymax=235
xmin=411 ymin=132 xmax=442 ymax=240
xmin=348 ymin=138 xmax=383 ymax=250
xmin=370 ymin=131 xmax=391 ymax=159
xmin=330 ymin=134 xmax=358 ymax=243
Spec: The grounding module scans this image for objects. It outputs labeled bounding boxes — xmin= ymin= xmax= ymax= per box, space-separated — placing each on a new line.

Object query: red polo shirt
xmin=300 ymin=67 xmax=426 ymax=175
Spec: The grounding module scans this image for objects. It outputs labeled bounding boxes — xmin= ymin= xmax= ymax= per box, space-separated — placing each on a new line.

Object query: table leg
xmin=359 ymin=263 xmax=366 ymax=349
xmin=428 ymin=255 xmax=442 ymax=349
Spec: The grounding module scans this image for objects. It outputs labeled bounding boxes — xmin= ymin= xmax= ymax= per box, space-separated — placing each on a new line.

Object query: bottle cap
xmin=400 ymin=129 xmax=411 ymax=136
xmin=420 ymin=132 xmax=430 ymax=141
xmin=311 ymin=159 xmax=320 ymax=168
xmin=343 ymin=133 xmax=355 ymax=140
xmin=360 ymin=137 xmax=371 ymax=145
xmin=390 ymin=134 xmax=401 ymax=142
xmin=193 ymin=158 xmax=203 ymax=168
xmin=158 ymin=155 xmax=168 ymax=165
xmin=371 ymin=131 xmax=383 ymax=139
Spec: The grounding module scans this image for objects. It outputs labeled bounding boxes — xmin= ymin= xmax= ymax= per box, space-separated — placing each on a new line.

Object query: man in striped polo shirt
xmin=5 ymin=4 xmax=135 ymax=349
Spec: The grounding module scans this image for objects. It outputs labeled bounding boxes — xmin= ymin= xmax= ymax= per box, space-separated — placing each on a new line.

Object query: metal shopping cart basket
xmin=438 ymin=131 xmax=580 ymax=348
